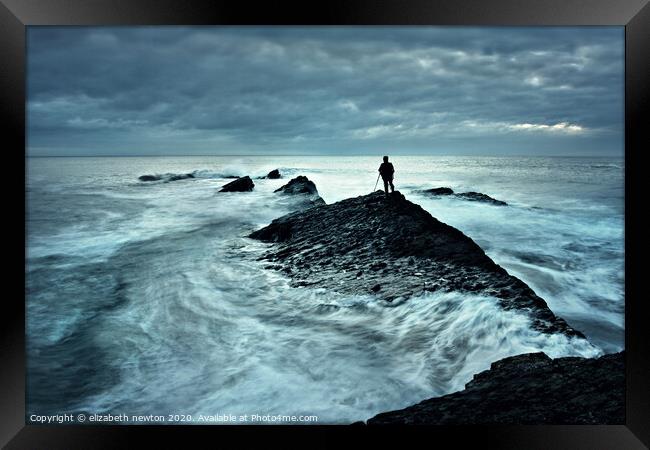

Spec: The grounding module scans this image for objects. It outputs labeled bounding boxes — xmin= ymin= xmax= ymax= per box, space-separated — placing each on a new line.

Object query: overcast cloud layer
xmin=27 ymin=27 xmax=624 ymax=156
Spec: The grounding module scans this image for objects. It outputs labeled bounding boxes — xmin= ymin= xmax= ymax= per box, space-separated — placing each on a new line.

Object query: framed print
xmin=3 ymin=0 xmax=649 ymax=448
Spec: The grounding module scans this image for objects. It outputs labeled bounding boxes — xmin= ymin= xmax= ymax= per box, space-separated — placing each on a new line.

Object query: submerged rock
xmin=219 ymin=176 xmax=254 ymax=192
xmin=418 ymin=187 xmax=454 ymax=195
xmin=138 ymin=172 xmax=195 ymax=182
xmin=417 ymin=187 xmax=507 ymax=206
xmin=273 ymin=176 xmax=325 ymax=207
xmin=456 ymin=191 xmax=507 ymax=206
xmin=168 ymin=173 xmax=195 ymax=182
xmin=138 ymin=175 xmax=160 ymax=182
xmin=249 ymin=190 xmax=581 ymax=337
xmin=366 ymin=351 xmax=624 ymax=424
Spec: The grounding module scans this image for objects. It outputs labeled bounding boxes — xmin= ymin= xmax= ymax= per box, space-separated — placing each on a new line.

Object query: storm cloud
xmin=27 ymin=26 xmax=624 ymax=156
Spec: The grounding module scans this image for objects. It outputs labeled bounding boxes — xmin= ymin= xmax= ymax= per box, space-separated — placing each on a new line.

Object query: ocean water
xmin=26 ymin=155 xmax=624 ymax=423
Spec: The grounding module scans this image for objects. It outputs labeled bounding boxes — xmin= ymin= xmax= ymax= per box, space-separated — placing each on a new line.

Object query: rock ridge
xmin=249 ymin=190 xmax=582 ymax=337
xmin=365 ymin=351 xmax=624 ymax=425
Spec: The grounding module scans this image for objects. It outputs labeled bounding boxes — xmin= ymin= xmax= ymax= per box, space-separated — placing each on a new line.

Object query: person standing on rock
xmin=378 ymin=156 xmax=395 ymax=195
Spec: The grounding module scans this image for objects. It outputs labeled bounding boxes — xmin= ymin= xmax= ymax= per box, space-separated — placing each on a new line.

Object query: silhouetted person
xmin=378 ymin=156 xmax=395 ymax=195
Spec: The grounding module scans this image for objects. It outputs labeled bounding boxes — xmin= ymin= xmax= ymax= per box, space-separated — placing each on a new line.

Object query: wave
xmin=589 ymin=164 xmax=623 ymax=170
xmin=28 ymin=215 xmax=600 ymax=422
xmin=138 ymin=167 xmax=295 ymax=183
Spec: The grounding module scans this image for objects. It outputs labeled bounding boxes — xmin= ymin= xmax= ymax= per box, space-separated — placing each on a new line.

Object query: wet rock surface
xmin=274 ymin=175 xmax=318 ymax=195
xmin=416 ymin=187 xmax=507 ymax=206
xmin=219 ymin=175 xmax=255 ymax=192
xmin=273 ymin=176 xmax=325 ymax=208
xmin=249 ymin=190 xmax=582 ymax=337
xmin=263 ymin=169 xmax=282 ymax=179
xmin=366 ymin=351 xmax=624 ymax=424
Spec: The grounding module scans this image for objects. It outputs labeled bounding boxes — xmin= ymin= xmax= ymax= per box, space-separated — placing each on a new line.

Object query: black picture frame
xmin=3 ymin=0 xmax=648 ymax=447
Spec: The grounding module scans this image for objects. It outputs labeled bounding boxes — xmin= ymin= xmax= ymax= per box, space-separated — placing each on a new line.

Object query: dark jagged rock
xmin=265 ymin=169 xmax=282 ymax=179
xmin=418 ymin=187 xmax=454 ymax=195
xmin=416 ymin=187 xmax=507 ymax=206
xmin=273 ymin=176 xmax=325 ymax=207
xmin=249 ymin=190 xmax=581 ymax=337
xmin=457 ymin=191 xmax=507 ymax=206
xmin=219 ymin=176 xmax=254 ymax=192
xmin=366 ymin=351 xmax=624 ymax=425
xmin=274 ymin=175 xmax=318 ymax=195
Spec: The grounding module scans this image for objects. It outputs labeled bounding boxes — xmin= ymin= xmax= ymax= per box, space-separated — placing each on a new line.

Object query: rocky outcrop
xmin=274 ymin=175 xmax=317 ymax=195
xmin=365 ymin=351 xmax=624 ymax=425
xmin=138 ymin=172 xmax=195 ymax=182
xmin=273 ymin=176 xmax=325 ymax=207
xmin=249 ymin=191 xmax=580 ymax=337
xmin=219 ymin=176 xmax=254 ymax=192
xmin=263 ymin=169 xmax=282 ymax=179
xmin=417 ymin=187 xmax=507 ymax=206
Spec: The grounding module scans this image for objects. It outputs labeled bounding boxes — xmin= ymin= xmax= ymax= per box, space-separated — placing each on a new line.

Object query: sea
xmin=26 ymin=155 xmax=624 ymax=424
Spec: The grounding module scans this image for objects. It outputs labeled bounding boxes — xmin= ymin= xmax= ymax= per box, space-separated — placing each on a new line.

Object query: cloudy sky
xmin=27 ymin=27 xmax=624 ymax=156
